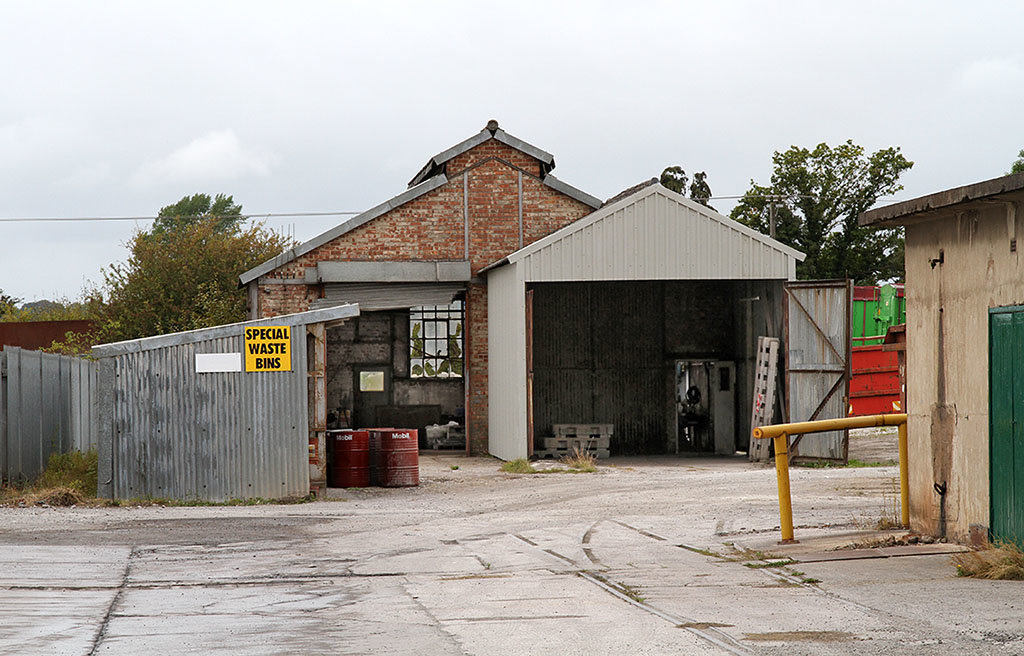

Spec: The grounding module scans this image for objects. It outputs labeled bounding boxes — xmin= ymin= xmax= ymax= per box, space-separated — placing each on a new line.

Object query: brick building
xmin=240 ymin=121 xmax=601 ymax=454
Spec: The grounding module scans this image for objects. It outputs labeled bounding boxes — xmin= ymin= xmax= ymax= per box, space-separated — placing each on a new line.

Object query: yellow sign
xmin=244 ymin=326 xmax=292 ymax=372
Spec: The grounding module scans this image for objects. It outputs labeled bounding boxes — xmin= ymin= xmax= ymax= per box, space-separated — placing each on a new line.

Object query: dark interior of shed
xmin=325 ymin=303 xmax=465 ymax=450
xmin=528 ymin=280 xmax=783 ymax=456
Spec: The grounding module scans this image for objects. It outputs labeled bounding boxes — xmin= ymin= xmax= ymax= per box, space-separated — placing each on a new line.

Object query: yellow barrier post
xmin=898 ymin=421 xmax=909 ymax=528
xmin=773 ymin=433 xmax=796 ymax=543
xmin=753 ymin=414 xmax=908 ymax=543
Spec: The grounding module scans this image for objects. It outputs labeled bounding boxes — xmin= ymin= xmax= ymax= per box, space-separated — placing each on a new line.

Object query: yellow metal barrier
xmin=752 ymin=414 xmax=909 ymax=543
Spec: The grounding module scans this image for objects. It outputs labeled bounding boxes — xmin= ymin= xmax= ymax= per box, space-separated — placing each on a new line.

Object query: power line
xmin=0 ymin=210 xmax=364 ymax=223
xmin=0 ymin=194 xmax=905 ymax=223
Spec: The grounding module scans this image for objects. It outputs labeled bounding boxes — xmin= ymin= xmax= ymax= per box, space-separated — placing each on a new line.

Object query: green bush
xmin=36 ymin=449 xmax=98 ymax=496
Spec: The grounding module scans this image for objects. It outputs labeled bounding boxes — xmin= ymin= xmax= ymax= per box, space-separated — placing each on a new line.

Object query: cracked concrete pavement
xmin=1 ymin=439 xmax=1022 ymax=655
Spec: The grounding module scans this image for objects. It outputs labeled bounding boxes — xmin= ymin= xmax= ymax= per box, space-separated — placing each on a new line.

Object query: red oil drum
xmin=378 ymin=428 xmax=420 ymax=487
xmin=366 ymin=428 xmax=392 ymax=487
xmin=327 ymin=430 xmax=370 ymax=488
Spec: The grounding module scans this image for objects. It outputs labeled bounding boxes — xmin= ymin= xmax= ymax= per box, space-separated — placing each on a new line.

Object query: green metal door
xmin=990 ymin=307 xmax=1024 ymax=543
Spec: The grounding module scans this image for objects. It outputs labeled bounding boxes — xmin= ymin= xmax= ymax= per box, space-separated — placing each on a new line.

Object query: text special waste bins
xmin=327 ymin=429 xmax=370 ymax=488
xmin=369 ymin=428 xmax=420 ymax=487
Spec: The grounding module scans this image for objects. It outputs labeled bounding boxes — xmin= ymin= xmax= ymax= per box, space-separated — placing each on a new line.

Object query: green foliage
xmin=499 ymin=458 xmax=538 ymax=474
xmin=36 ymin=449 xmax=98 ymax=496
xmin=0 ymin=297 xmax=93 ymax=323
xmin=1011 ymin=149 xmax=1024 ymax=175
xmin=49 ymin=194 xmax=291 ymax=351
xmin=660 ymin=166 xmax=713 ymax=207
xmin=153 ymin=193 xmax=244 ymax=235
xmin=0 ymin=289 xmax=20 ymax=315
xmin=410 ymin=313 xmax=463 ymax=378
xmin=730 ymin=140 xmax=913 ymax=283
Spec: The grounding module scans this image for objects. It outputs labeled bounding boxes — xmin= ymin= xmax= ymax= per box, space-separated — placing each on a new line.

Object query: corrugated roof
xmin=859 ymin=172 xmax=1024 ymax=227
xmin=481 ymin=183 xmax=804 ymax=280
xmin=93 ymin=304 xmax=359 ymax=357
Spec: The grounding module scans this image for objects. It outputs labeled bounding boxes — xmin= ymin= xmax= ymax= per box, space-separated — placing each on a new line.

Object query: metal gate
xmin=784 ymin=280 xmax=852 ymax=461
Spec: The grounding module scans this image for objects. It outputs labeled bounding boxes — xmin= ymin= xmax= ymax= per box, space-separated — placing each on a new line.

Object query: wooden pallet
xmin=748 ymin=336 xmax=780 ymax=462
xmin=535 ymin=448 xmax=610 ymax=460
xmin=553 ymin=423 xmax=614 ymax=437
xmin=543 ymin=436 xmax=611 ymax=450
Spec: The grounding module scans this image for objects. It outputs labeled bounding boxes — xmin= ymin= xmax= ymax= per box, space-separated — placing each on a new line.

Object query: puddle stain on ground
xmin=743 ymin=630 xmax=855 ymax=642
xmin=678 ymin=622 xmax=734 ymax=629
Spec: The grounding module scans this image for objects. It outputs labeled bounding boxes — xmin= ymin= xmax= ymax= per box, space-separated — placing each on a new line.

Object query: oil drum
xmin=378 ymin=428 xmax=420 ymax=487
xmin=327 ymin=429 xmax=369 ymax=488
xmin=367 ymin=428 xmax=392 ymax=487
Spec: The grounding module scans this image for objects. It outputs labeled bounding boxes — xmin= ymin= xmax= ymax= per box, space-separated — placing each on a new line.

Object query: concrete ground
xmin=1 ymin=431 xmax=1021 ymax=655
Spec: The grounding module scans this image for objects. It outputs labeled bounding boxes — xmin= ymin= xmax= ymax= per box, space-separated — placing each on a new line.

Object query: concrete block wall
xmin=326 ymin=312 xmax=463 ymax=424
xmin=254 ymin=132 xmax=593 ymax=453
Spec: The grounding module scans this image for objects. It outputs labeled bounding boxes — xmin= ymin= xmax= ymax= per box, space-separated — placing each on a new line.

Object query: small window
xmin=410 ymin=301 xmax=464 ymax=378
xmin=719 ymin=367 xmax=730 ymax=392
xmin=359 ymin=371 xmax=385 ymax=392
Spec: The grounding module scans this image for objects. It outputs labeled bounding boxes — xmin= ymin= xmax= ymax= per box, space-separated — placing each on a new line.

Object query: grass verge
xmin=1 ymin=449 xmax=314 ymax=508
xmin=953 ymin=541 xmax=1024 ymax=580
xmin=499 ymin=458 xmax=538 ymax=474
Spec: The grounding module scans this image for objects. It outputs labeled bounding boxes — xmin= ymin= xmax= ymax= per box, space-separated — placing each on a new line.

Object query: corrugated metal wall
xmin=532 ymin=282 xmax=667 ymax=455
xmin=101 ymin=331 xmax=310 ymax=501
xmin=517 ymin=190 xmax=797 ymax=282
xmin=486 ymin=265 xmax=528 ymax=460
xmin=311 ymin=282 xmax=464 ymax=311
xmin=785 ymin=281 xmax=851 ymax=460
xmin=0 ymin=347 xmax=98 ymax=482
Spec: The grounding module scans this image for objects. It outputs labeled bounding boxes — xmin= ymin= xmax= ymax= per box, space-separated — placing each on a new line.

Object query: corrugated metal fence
xmin=0 ymin=347 xmax=98 ymax=482
xmin=100 ymin=333 xmax=309 ymax=501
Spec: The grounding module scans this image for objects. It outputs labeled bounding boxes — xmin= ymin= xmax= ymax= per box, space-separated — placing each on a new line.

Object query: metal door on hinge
xmin=525 ymin=289 xmax=535 ymax=457
xmin=784 ymin=280 xmax=852 ymax=462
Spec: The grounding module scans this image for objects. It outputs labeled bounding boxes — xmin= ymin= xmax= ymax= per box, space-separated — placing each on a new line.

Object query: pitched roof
xmin=239 ymin=123 xmax=599 ymax=285
xmin=408 ymin=120 xmax=555 ymax=186
xmin=480 ymin=183 xmax=804 ymax=279
xmin=239 ymin=175 xmax=448 ymax=285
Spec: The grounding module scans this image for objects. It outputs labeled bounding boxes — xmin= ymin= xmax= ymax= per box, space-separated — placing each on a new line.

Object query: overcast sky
xmin=2 ymin=1 xmax=1022 ymax=301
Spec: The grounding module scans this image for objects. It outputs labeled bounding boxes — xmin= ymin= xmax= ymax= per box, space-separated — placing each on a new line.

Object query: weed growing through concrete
xmin=952 ymin=541 xmax=1024 ymax=580
xmin=560 ymin=447 xmax=597 ymax=472
xmin=743 ymin=559 xmax=797 ymax=569
xmin=499 ymin=459 xmax=538 ymax=474
xmin=797 ymin=459 xmax=888 ymax=469
xmin=450 ymin=465 xmax=460 ymax=470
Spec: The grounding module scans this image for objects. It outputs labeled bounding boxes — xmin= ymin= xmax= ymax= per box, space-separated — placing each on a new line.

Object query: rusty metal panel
xmin=784 ymin=280 xmax=852 ymax=461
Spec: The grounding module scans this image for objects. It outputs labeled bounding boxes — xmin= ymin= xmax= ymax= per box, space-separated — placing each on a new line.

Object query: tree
xmin=152 ymin=193 xmax=244 ymax=236
xmin=660 ymin=166 xmax=713 ymax=207
xmin=730 ymin=140 xmax=913 ymax=283
xmin=0 ymin=289 xmax=20 ymax=316
xmin=1010 ymin=149 xmax=1024 ymax=175
xmin=53 ymin=195 xmax=290 ymax=350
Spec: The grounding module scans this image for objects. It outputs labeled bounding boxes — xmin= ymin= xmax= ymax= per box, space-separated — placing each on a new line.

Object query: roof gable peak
xmin=408 ymin=120 xmax=555 ymax=187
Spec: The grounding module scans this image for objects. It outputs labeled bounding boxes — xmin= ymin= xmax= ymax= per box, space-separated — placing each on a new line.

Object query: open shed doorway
xmin=527 ymin=280 xmax=783 ymax=456
xmin=325 ymin=299 xmax=467 ymax=451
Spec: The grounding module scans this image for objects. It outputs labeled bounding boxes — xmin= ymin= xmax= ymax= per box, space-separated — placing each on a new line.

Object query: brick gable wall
xmin=253 ymin=135 xmax=593 ymax=454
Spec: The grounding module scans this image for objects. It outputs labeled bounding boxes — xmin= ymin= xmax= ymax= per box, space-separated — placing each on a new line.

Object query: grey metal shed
xmin=483 ymin=183 xmax=806 ymax=461
xmin=92 ymin=305 xmax=358 ymax=501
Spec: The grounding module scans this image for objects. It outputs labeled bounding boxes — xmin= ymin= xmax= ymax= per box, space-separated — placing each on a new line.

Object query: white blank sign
xmin=195 ymin=353 xmax=242 ymax=373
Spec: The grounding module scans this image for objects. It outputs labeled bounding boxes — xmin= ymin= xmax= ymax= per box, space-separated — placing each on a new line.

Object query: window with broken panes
xmin=410 ymin=301 xmax=464 ymax=378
